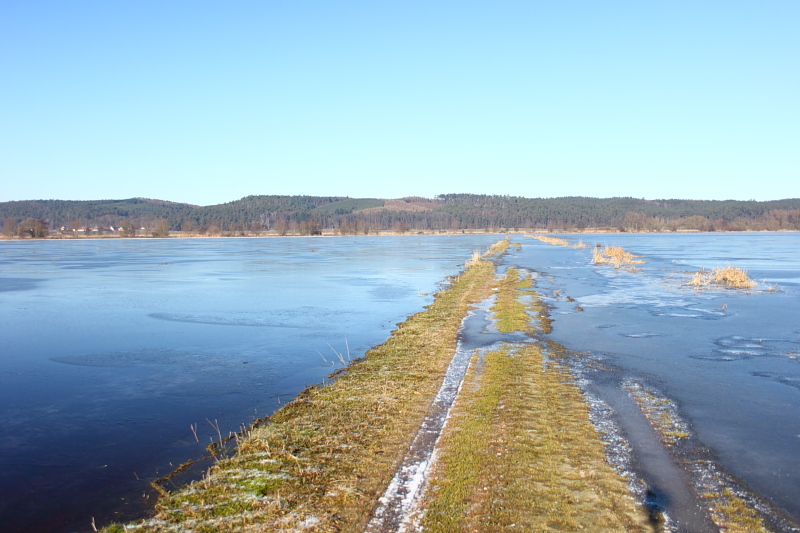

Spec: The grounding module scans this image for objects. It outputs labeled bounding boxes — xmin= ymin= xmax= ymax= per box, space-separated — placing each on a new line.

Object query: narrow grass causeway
xmin=421 ymin=268 xmax=651 ymax=532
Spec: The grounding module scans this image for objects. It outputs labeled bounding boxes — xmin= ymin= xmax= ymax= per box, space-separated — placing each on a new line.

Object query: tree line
xmin=2 ymin=194 xmax=799 ymax=237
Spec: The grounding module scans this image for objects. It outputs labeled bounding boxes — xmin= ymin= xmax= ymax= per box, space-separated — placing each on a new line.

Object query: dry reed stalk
xmin=688 ymin=265 xmax=757 ymax=289
xmin=592 ymin=245 xmax=645 ymax=269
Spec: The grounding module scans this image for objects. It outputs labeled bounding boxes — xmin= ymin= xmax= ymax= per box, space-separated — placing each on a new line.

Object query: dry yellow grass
xmin=423 ymin=344 xmax=652 ymax=532
xmin=592 ymin=245 xmax=645 ymax=269
xmin=687 ymin=265 xmax=757 ymax=289
xmin=528 ymin=235 xmax=571 ymax=246
xmin=527 ymin=235 xmax=588 ymax=249
xmin=704 ymin=488 xmax=770 ymax=532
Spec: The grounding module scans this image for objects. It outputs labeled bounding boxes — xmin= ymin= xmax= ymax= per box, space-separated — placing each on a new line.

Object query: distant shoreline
xmin=2 ymin=228 xmax=798 ymax=241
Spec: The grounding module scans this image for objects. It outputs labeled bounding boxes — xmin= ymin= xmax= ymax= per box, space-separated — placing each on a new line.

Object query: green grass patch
xmin=491 ymin=268 xmax=534 ymax=333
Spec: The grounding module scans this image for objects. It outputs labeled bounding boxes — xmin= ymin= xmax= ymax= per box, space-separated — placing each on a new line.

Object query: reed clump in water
xmin=592 ymin=245 xmax=645 ymax=269
xmin=527 ymin=234 xmax=588 ymax=249
xmin=464 ymin=249 xmax=483 ymax=268
xmin=529 ymin=234 xmax=571 ymax=246
xmin=687 ymin=266 xmax=757 ymax=290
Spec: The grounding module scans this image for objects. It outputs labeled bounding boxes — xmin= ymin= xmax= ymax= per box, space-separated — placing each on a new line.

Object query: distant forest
xmin=2 ymin=194 xmax=800 ymax=237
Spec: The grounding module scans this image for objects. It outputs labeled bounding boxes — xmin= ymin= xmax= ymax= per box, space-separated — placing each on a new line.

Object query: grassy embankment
xmin=106 ymin=239 xmax=509 ymax=532
xmin=421 ymin=267 xmax=652 ymax=532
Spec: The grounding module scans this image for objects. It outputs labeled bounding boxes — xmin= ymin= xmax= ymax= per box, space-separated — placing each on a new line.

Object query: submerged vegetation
xmin=626 ymin=382 xmax=690 ymax=446
xmin=705 ymin=488 xmax=771 ymax=533
xmin=687 ymin=265 xmax=758 ymax=290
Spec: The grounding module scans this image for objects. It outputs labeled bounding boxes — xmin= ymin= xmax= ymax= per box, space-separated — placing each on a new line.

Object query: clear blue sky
xmin=2 ymin=1 xmax=798 ymax=206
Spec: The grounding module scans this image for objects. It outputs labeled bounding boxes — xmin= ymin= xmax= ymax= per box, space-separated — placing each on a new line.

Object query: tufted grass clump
xmin=592 ymin=245 xmax=645 ymax=269
xmin=423 ymin=345 xmax=651 ymax=532
xmin=688 ymin=265 xmax=757 ymax=290
xmin=528 ymin=234 xmax=571 ymax=246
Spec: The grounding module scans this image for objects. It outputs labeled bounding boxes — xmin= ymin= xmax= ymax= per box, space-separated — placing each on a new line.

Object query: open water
xmin=1 ymin=233 xmax=798 ymax=532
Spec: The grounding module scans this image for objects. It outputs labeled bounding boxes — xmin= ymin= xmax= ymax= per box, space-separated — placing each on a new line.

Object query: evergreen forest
xmin=2 ymin=194 xmax=799 ymax=237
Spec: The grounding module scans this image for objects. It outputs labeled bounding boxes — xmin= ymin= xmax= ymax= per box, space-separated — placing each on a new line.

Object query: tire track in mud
xmin=366 ymin=296 xmax=527 ymax=532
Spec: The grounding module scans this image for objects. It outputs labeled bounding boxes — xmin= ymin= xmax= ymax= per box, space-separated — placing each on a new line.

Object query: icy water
xmin=507 ymin=232 xmax=800 ymax=529
xmin=0 ymin=235 xmax=502 ymax=533
xmin=2 ymin=233 xmax=798 ymax=532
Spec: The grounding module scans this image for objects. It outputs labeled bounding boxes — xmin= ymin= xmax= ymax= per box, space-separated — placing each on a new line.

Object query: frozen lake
xmin=1 ymin=232 xmax=798 ymax=531
xmin=0 ymin=235 xmax=501 ymax=533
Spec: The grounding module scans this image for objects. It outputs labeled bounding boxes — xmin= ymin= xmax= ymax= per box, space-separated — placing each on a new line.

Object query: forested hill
xmin=2 ymin=194 xmax=800 ymax=237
